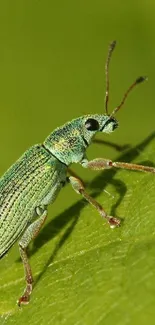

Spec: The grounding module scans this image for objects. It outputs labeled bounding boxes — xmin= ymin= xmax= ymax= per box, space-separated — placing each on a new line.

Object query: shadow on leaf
xmin=18 ymin=131 xmax=155 ymax=287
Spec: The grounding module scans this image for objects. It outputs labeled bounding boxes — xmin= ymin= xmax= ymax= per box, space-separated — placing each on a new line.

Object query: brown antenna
xmin=110 ymin=76 xmax=147 ymax=117
xmin=105 ymin=40 xmax=116 ymax=115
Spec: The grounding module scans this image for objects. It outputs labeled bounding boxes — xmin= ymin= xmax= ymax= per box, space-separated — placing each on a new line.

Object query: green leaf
xmin=1 ymin=133 xmax=155 ymax=325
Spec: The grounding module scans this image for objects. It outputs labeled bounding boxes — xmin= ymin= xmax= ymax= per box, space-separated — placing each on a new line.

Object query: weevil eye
xmin=85 ymin=118 xmax=99 ymax=131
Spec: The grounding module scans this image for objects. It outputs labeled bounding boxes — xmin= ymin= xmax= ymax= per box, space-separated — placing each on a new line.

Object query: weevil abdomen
xmin=0 ymin=144 xmax=67 ymax=258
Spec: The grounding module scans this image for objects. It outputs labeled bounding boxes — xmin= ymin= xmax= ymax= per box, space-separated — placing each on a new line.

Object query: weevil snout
xmin=108 ymin=117 xmax=118 ymax=131
xmin=100 ymin=116 xmax=118 ymax=133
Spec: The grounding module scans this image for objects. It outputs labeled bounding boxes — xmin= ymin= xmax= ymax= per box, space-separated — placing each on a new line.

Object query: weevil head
xmin=44 ymin=42 xmax=146 ymax=166
xmin=44 ymin=114 xmax=118 ymax=166
xmin=84 ymin=114 xmax=118 ymax=135
xmin=79 ymin=113 xmax=118 ymax=147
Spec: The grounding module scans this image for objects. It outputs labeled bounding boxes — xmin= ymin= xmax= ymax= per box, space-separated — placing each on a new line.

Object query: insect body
xmin=0 ymin=41 xmax=155 ymax=306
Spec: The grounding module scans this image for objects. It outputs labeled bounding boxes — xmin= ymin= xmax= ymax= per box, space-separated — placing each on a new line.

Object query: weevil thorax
xmin=43 ymin=114 xmax=118 ymax=166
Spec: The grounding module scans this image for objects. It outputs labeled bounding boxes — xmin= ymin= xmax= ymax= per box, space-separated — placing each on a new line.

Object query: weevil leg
xmin=18 ymin=206 xmax=47 ymax=306
xmin=69 ymin=176 xmax=120 ymax=228
xmin=81 ymin=158 xmax=155 ymax=173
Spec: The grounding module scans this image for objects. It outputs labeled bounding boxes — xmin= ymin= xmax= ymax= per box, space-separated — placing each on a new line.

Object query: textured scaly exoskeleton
xmin=0 ymin=41 xmax=155 ymax=305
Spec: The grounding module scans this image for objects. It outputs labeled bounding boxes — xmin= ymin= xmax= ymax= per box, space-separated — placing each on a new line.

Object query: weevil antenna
xmin=110 ymin=76 xmax=147 ymax=117
xmin=105 ymin=40 xmax=116 ymax=115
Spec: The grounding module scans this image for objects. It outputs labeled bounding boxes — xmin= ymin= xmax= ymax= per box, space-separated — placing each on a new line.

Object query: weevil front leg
xmin=71 ymin=157 xmax=155 ymax=227
xmin=18 ymin=206 xmax=47 ymax=306
xmin=69 ymin=176 xmax=120 ymax=227
xmin=81 ymin=158 xmax=155 ymax=173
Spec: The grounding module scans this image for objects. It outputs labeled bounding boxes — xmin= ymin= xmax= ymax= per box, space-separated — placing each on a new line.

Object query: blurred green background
xmin=1 ymin=1 xmax=155 ymax=324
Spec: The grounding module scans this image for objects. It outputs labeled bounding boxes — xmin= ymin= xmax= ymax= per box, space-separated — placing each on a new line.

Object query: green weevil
xmin=1 ymin=41 xmax=155 ymax=306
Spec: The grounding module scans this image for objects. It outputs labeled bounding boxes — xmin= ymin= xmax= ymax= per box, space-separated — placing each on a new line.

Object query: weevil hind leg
xmin=18 ymin=206 xmax=47 ymax=306
xmin=69 ymin=176 xmax=120 ymax=228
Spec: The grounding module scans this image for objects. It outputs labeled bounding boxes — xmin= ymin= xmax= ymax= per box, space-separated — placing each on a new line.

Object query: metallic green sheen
xmin=44 ymin=114 xmax=117 ymax=165
xmin=0 ymin=114 xmax=116 ymax=259
xmin=0 ymin=144 xmax=67 ymax=257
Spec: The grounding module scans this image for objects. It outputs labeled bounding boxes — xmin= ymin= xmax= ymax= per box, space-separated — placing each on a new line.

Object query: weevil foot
xmin=17 ymin=295 xmax=30 ymax=306
xmin=108 ymin=216 xmax=121 ymax=228
xmin=17 ymin=283 xmax=32 ymax=306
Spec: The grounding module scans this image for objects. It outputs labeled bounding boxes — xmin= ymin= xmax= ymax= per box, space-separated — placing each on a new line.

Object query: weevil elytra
xmin=1 ymin=41 xmax=155 ymax=306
